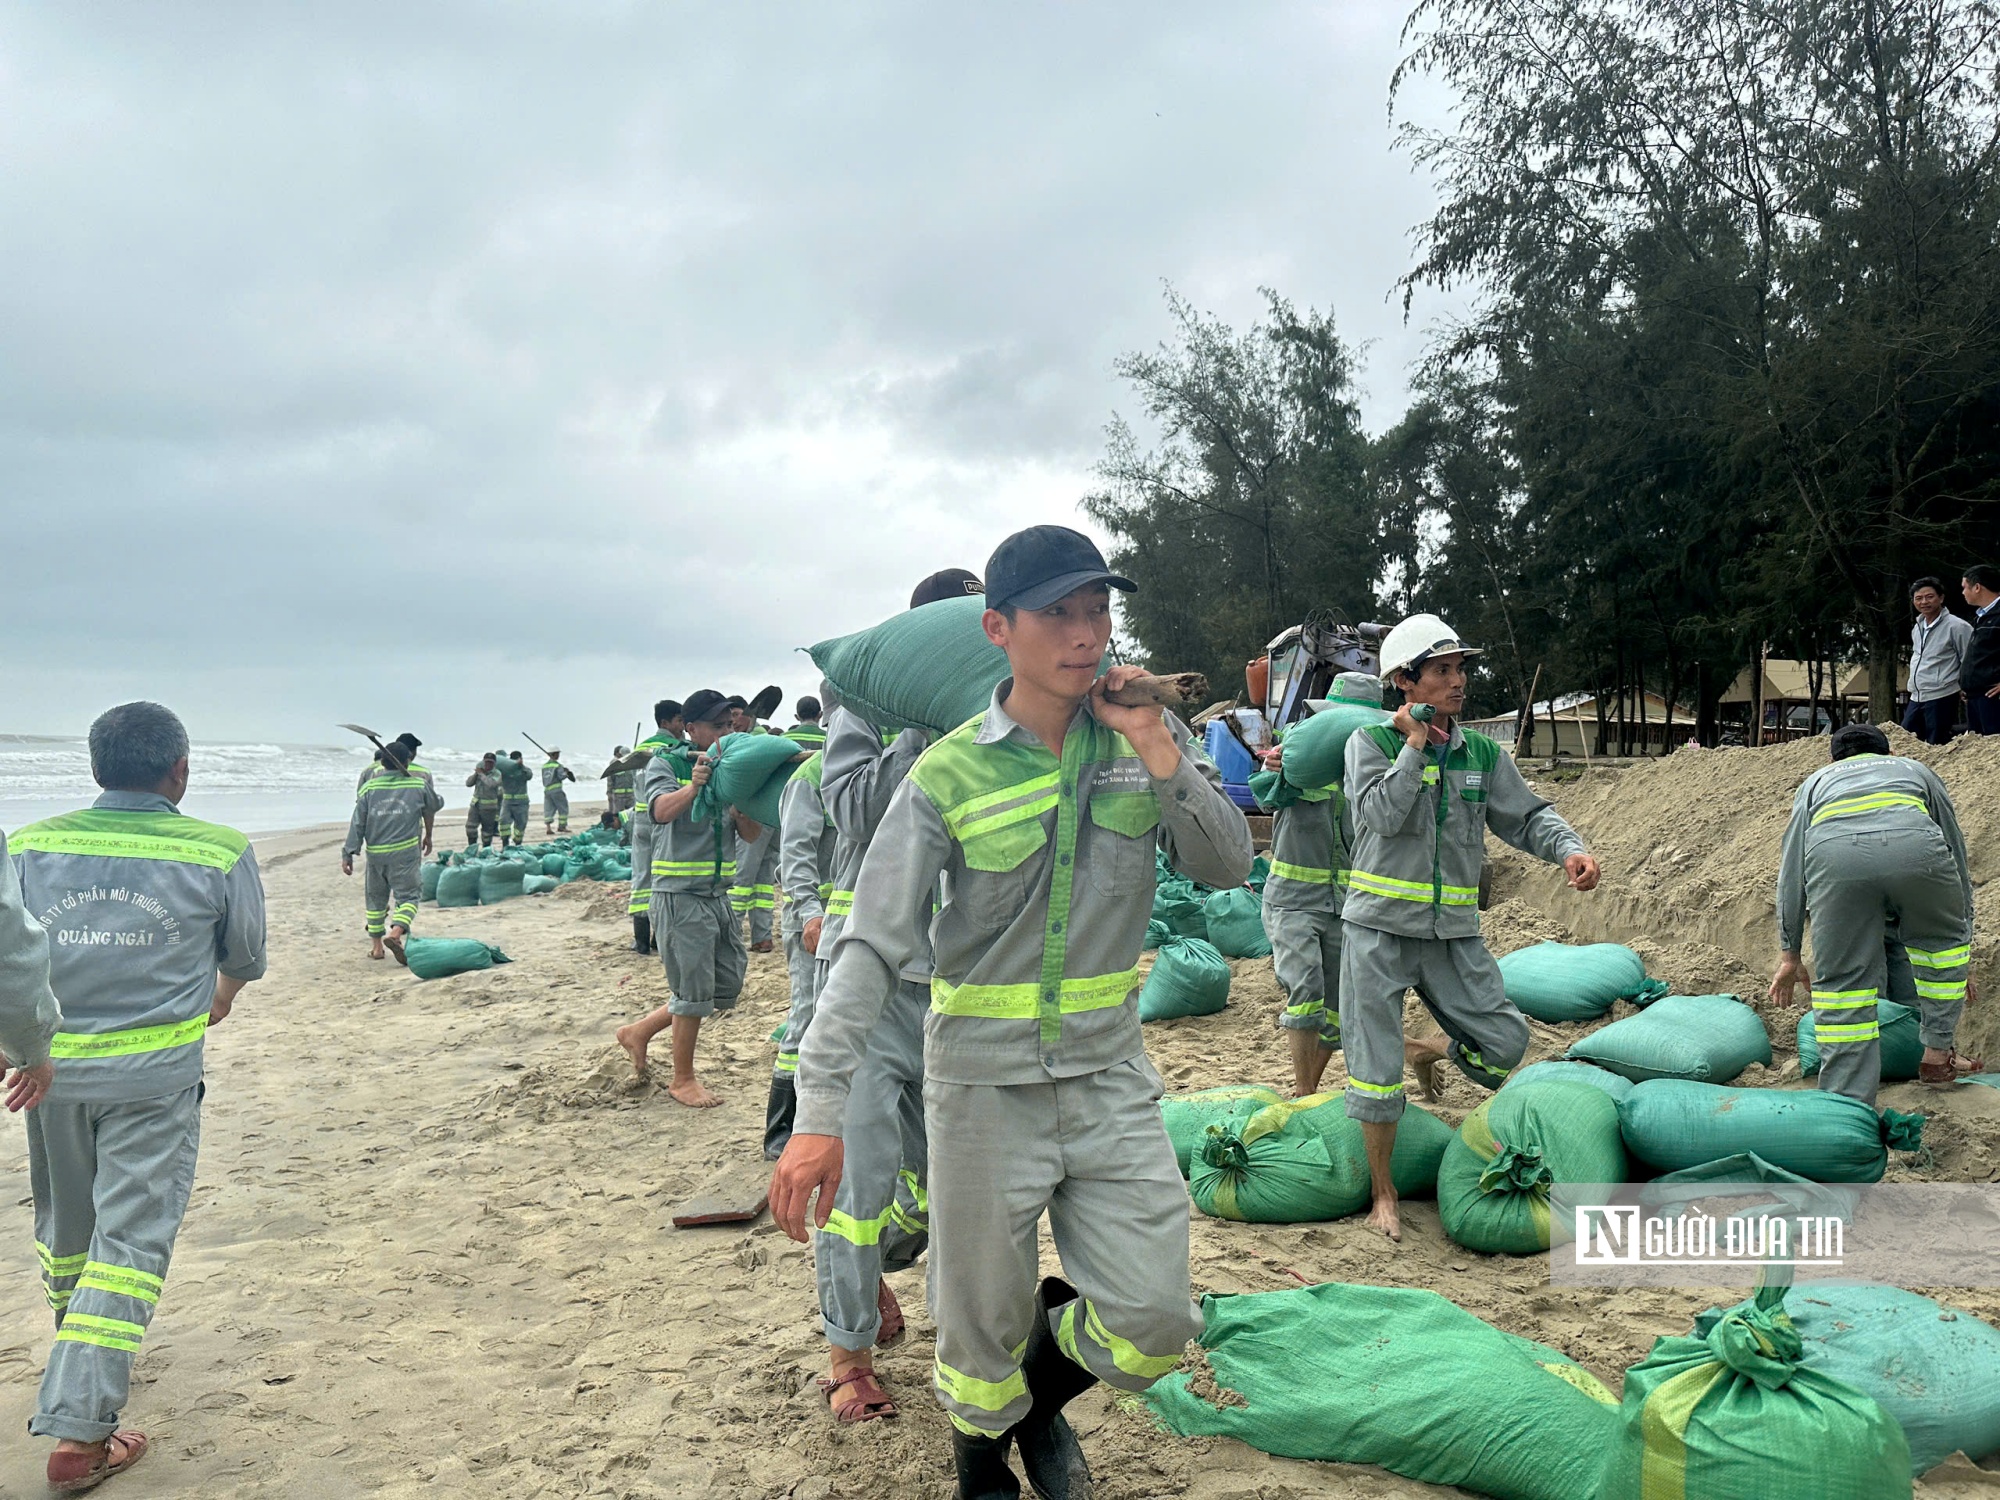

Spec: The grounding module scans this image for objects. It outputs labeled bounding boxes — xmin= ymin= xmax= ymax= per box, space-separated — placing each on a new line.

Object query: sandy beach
xmin=2 ymin=763 xmax=1999 ymax=1498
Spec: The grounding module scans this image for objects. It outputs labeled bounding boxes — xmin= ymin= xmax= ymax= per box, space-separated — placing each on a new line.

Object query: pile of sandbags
xmin=1189 ymin=1093 xmax=1452 ymax=1224
xmin=1438 ymin=1080 xmax=1628 ymax=1254
xmin=1497 ymin=941 xmax=1669 ymax=1022
xmin=1566 ymin=994 xmax=1772 ymax=1083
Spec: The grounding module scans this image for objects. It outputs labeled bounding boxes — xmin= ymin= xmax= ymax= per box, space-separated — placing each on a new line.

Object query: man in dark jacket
xmin=1960 ymin=565 xmax=2000 ymax=734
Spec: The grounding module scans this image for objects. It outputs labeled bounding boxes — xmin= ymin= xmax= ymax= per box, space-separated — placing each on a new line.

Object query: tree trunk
xmin=1868 ymin=621 xmax=1899 ymax=726
xmin=1696 ymin=660 xmax=1719 ymax=747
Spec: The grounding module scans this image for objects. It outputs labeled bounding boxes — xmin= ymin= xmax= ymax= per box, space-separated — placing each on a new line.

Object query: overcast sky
xmin=1 ymin=2 xmax=1453 ymax=752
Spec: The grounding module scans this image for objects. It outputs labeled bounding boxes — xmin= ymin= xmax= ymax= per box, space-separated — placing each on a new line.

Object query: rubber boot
xmin=632 ymin=915 xmax=652 ymax=954
xmin=1012 ymin=1279 xmax=1096 ymax=1500
xmin=952 ymin=1429 xmax=1021 ymax=1500
xmin=764 ymin=1075 xmax=796 ymax=1160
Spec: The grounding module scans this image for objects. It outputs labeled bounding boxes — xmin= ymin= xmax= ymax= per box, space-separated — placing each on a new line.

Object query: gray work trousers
xmin=1339 ymin=922 xmax=1527 ymax=1123
xmin=1266 ymin=904 xmax=1343 ymax=1050
xmin=28 ymin=1084 xmax=203 ymax=1442
xmin=732 ymin=828 xmax=779 ymax=945
xmin=1805 ymin=824 xmax=1971 ymax=1104
xmin=654 ymin=889 xmax=747 ymax=1018
xmin=467 ymin=806 xmax=498 ymax=846
xmin=925 ymin=1056 xmax=1198 ymax=1437
xmin=543 ymin=788 xmax=569 ymax=829
xmin=500 ymin=796 xmax=530 ymax=845
xmin=364 ymin=846 xmax=422 ymax=937
xmin=814 ymin=982 xmax=928 ymax=1350
xmin=774 ymin=915 xmax=821 ymax=1082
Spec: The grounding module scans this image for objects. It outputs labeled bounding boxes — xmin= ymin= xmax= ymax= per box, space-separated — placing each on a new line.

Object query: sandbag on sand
xmin=420 ymin=862 xmax=445 ymax=902
xmin=1145 ymin=1282 xmax=1620 ymax=1500
xmin=1502 ymin=1059 xmax=1635 ymax=1103
xmin=1617 ymin=1079 xmax=1924 ymax=1182
xmin=404 ymin=938 xmax=512 ymax=980
xmin=478 ymin=861 xmax=529 ymax=905
xmin=1798 ymin=999 xmax=1925 ymax=1081
xmin=436 ymin=864 xmax=483 ymax=908
xmin=1138 ymin=936 xmax=1231 ymax=1021
xmin=1498 ymin=941 xmax=1669 ymax=1022
xmin=1201 ymin=887 xmax=1271 ymax=958
xmin=1438 ymin=1081 xmax=1628 ymax=1254
xmin=1159 ymin=1085 xmax=1284 ymax=1178
xmin=1565 ymin=993 xmax=1772 ymax=1083
xmin=1190 ymin=1093 xmax=1453 ymax=1223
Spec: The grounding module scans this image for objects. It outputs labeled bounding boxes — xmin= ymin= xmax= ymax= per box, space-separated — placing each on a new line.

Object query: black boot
xmin=1012 ymin=1279 xmax=1096 ymax=1500
xmin=953 ymin=1429 xmax=1021 ymax=1500
xmin=763 ymin=1075 xmax=796 ymax=1160
xmin=631 ymin=915 xmax=652 ymax=954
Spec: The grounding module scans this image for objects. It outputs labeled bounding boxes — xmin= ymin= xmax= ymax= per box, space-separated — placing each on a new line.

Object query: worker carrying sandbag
xmin=625 ymin=701 xmax=687 ymax=955
xmin=1254 ymin=671 xmax=1381 ymax=1095
xmin=463 ymin=754 xmax=501 ymax=849
xmin=495 ymin=752 xmax=533 ymax=847
xmin=606 ymin=746 xmax=637 ymax=819
xmin=540 ymin=749 xmax=575 ymax=835
xmin=1769 ymin=722 xmax=1982 ymax=1099
xmin=1341 ymin=613 xmax=1600 ymax=1243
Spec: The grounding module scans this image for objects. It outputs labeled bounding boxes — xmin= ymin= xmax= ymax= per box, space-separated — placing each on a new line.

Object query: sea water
xmin=0 ymin=735 xmax=489 ymax=836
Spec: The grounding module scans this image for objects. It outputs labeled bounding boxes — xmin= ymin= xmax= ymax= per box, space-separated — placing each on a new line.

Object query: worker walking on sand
xmin=496 ymin=751 xmax=533 ymax=846
xmin=776 ymin=528 xmax=1251 ymax=1499
xmin=11 ymin=701 xmax=267 ymax=1494
xmin=344 ymin=740 xmax=441 ymax=964
xmin=1258 ymin=672 xmax=1381 ymax=1096
xmin=626 ymin=702 xmax=686 ymax=955
xmin=785 ymin=696 xmax=827 ymax=751
xmin=607 ymin=747 xmax=637 ymax=819
xmin=465 ymin=753 xmax=502 ymax=849
xmin=1341 ymin=614 xmax=1600 ymax=1243
xmin=1770 ymin=722 xmax=1982 ymax=1100
xmin=541 ymin=749 xmax=576 ymax=834
xmin=615 ymin=690 xmax=760 ymax=1107
xmin=766 ymin=740 xmax=838 ymax=1159
xmin=790 ymin=567 xmax=981 ymax=1422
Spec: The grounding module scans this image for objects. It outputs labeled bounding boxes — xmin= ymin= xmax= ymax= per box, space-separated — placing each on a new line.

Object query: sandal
xmin=48 ymin=1431 xmax=148 ymax=1494
xmin=876 ymin=1279 xmax=905 ymax=1348
xmin=1919 ymin=1050 xmax=1984 ymax=1088
xmin=818 ymin=1369 xmax=899 ymax=1423
xmin=384 ymin=932 xmax=408 ymax=967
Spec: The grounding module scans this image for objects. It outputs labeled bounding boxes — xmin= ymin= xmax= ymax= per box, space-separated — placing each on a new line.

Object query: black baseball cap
xmin=682 ymin=690 xmax=734 ymax=725
xmin=984 ymin=526 xmax=1135 ymax=611
xmin=394 ymin=732 xmax=422 ymax=751
xmin=910 ymin=568 xmax=983 ymax=608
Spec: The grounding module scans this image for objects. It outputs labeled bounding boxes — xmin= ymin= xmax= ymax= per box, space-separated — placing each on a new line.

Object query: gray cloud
xmin=2 ymin=0 xmax=1451 ymax=749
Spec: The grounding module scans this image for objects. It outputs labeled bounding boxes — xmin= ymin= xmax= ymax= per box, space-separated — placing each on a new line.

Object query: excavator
xmin=1252 ymin=611 xmax=1389 ymax=735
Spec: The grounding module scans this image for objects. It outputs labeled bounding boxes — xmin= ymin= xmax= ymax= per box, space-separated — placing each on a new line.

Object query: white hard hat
xmin=1378 ymin=613 xmax=1482 ymax=681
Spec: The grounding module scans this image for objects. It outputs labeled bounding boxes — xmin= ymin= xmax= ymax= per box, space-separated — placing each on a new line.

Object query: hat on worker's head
xmin=983 ymin=526 xmax=1134 ymax=611
xmin=547 ymin=747 xmax=560 ymax=757
xmin=394 ymin=732 xmax=422 ymax=752
xmin=1378 ymin=613 xmax=1482 ymax=682
xmin=681 ymin=690 xmax=735 ymax=726
xmin=910 ymin=567 xmax=983 ymax=609
xmin=1330 ymin=673 xmax=1384 ymax=707
xmin=378 ymin=740 xmax=410 ymax=773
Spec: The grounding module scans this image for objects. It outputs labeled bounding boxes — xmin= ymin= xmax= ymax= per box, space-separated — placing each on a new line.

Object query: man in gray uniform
xmin=464 ymin=754 xmax=502 ymax=849
xmin=626 ymin=701 xmax=685 ymax=955
xmin=1340 ymin=613 xmax=1599 ymax=1243
xmin=614 ymin=691 xmax=758 ymax=1106
xmin=607 ymin=747 xmax=637 ymax=819
xmin=776 ymin=529 xmax=1251 ymax=1499
xmin=1771 ymin=722 xmax=1981 ymax=1098
xmin=766 ymin=745 xmax=838 ymax=1159
xmin=12 ymin=701 xmax=267 ymax=1493
xmin=541 ymin=749 xmax=576 ymax=834
xmin=733 ymin=820 xmax=781 ymax=953
xmin=496 ymin=751 xmax=534 ymax=847
xmin=356 ymin=732 xmax=432 ymax=795
xmin=1258 ymin=672 xmax=1380 ymax=1096
xmin=0 ymin=828 xmax=62 ymax=1113
xmin=344 ymin=740 xmax=442 ymax=964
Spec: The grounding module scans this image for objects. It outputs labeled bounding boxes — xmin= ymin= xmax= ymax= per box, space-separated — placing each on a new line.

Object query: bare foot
xmin=1406 ymin=1036 xmax=1448 ymax=1101
xmin=668 ymin=1078 xmax=722 ymax=1107
xmin=368 ymin=944 xmax=385 ymax=961
xmin=1367 ymin=1193 xmax=1403 ymax=1242
xmin=615 ymin=1024 xmax=651 ymax=1076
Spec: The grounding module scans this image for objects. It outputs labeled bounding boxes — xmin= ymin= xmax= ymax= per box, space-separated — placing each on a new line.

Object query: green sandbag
xmin=1202 ymin=887 xmax=1272 ymax=958
xmin=1268 ymin=700 xmax=1392 ymax=790
xmin=1138 ymin=936 xmax=1231 ymax=1021
xmin=1145 ymin=1282 xmax=1620 ymax=1500
xmin=404 ymin=938 xmax=512 ymax=980
xmin=521 ymin=874 xmax=557 ymax=895
xmin=806 ymin=595 xmax=1011 ymax=737
xmin=540 ymin=852 xmax=566 ymax=878
xmin=420 ymin=862 xmax=445 ymax=902
xmin=1617 ymin=1080 xmax=1924 ymax=1183
xmin=1191 ymin=1093 xmax=1454 ymax=1221
xmin=1143 ymin=918 xmax=1171 ymax=951
xmin=1152 ymin=877 xmax=1207 ymax=937
xmin=1497 ymin=941 xmax=1670 ymax=1022
xmin=1606 ymin=1284 xmax=1909 ymax=1500
xmin=1798 ymin=1000 xmax=1925 ymax=1081
xmin=1696 ymin=1283 xmax=2000 ymax=1475
xmin=1502 ymin=1059 xmax=1635 ymax=1103
xmin=1246 ymin=855 xmax=1269 ymax=892
xmin=436 ymin=864 xmax=483 ymax=908
xmin=1439 ymin=1081 xmax=1628 ymax=1254
xmin=478 ymin=860 xmax=529 ymax=904
xmin=696 ymin=731 xmax=807 ymax=830
xmin=1160 ymin=1085 xmax=1284 ymax=1177
xmin=1565 ymin=993 xmax=1772 ymax=1083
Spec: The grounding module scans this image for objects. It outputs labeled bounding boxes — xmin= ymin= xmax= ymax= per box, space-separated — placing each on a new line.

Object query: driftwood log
xmin=1100 ymin=672 xmax=1210 ymax=710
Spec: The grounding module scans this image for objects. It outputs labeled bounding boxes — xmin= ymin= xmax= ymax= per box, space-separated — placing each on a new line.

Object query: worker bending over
xmin=12 ymin=701 xmax=267 ymax=1492
xmin=1341 ymin=614 xmax=1599 ymax=1242
xmin=542 ymin=749 xmax=576 ymax=834
xmin=776 ymin=528 xmax=1251 ymax=1500
xmin=626 ymin=701 xmax=685 ymax=955
xmin=344 ymin=739 xmax=441 ymax=964
xmin=1259 ymin=672 xmax=1380 ymax=1095
xmin=1771 ymin=722 xmax=1981 ymax=1098
xmin=464 ymin=754 xmax=501 ymax=849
